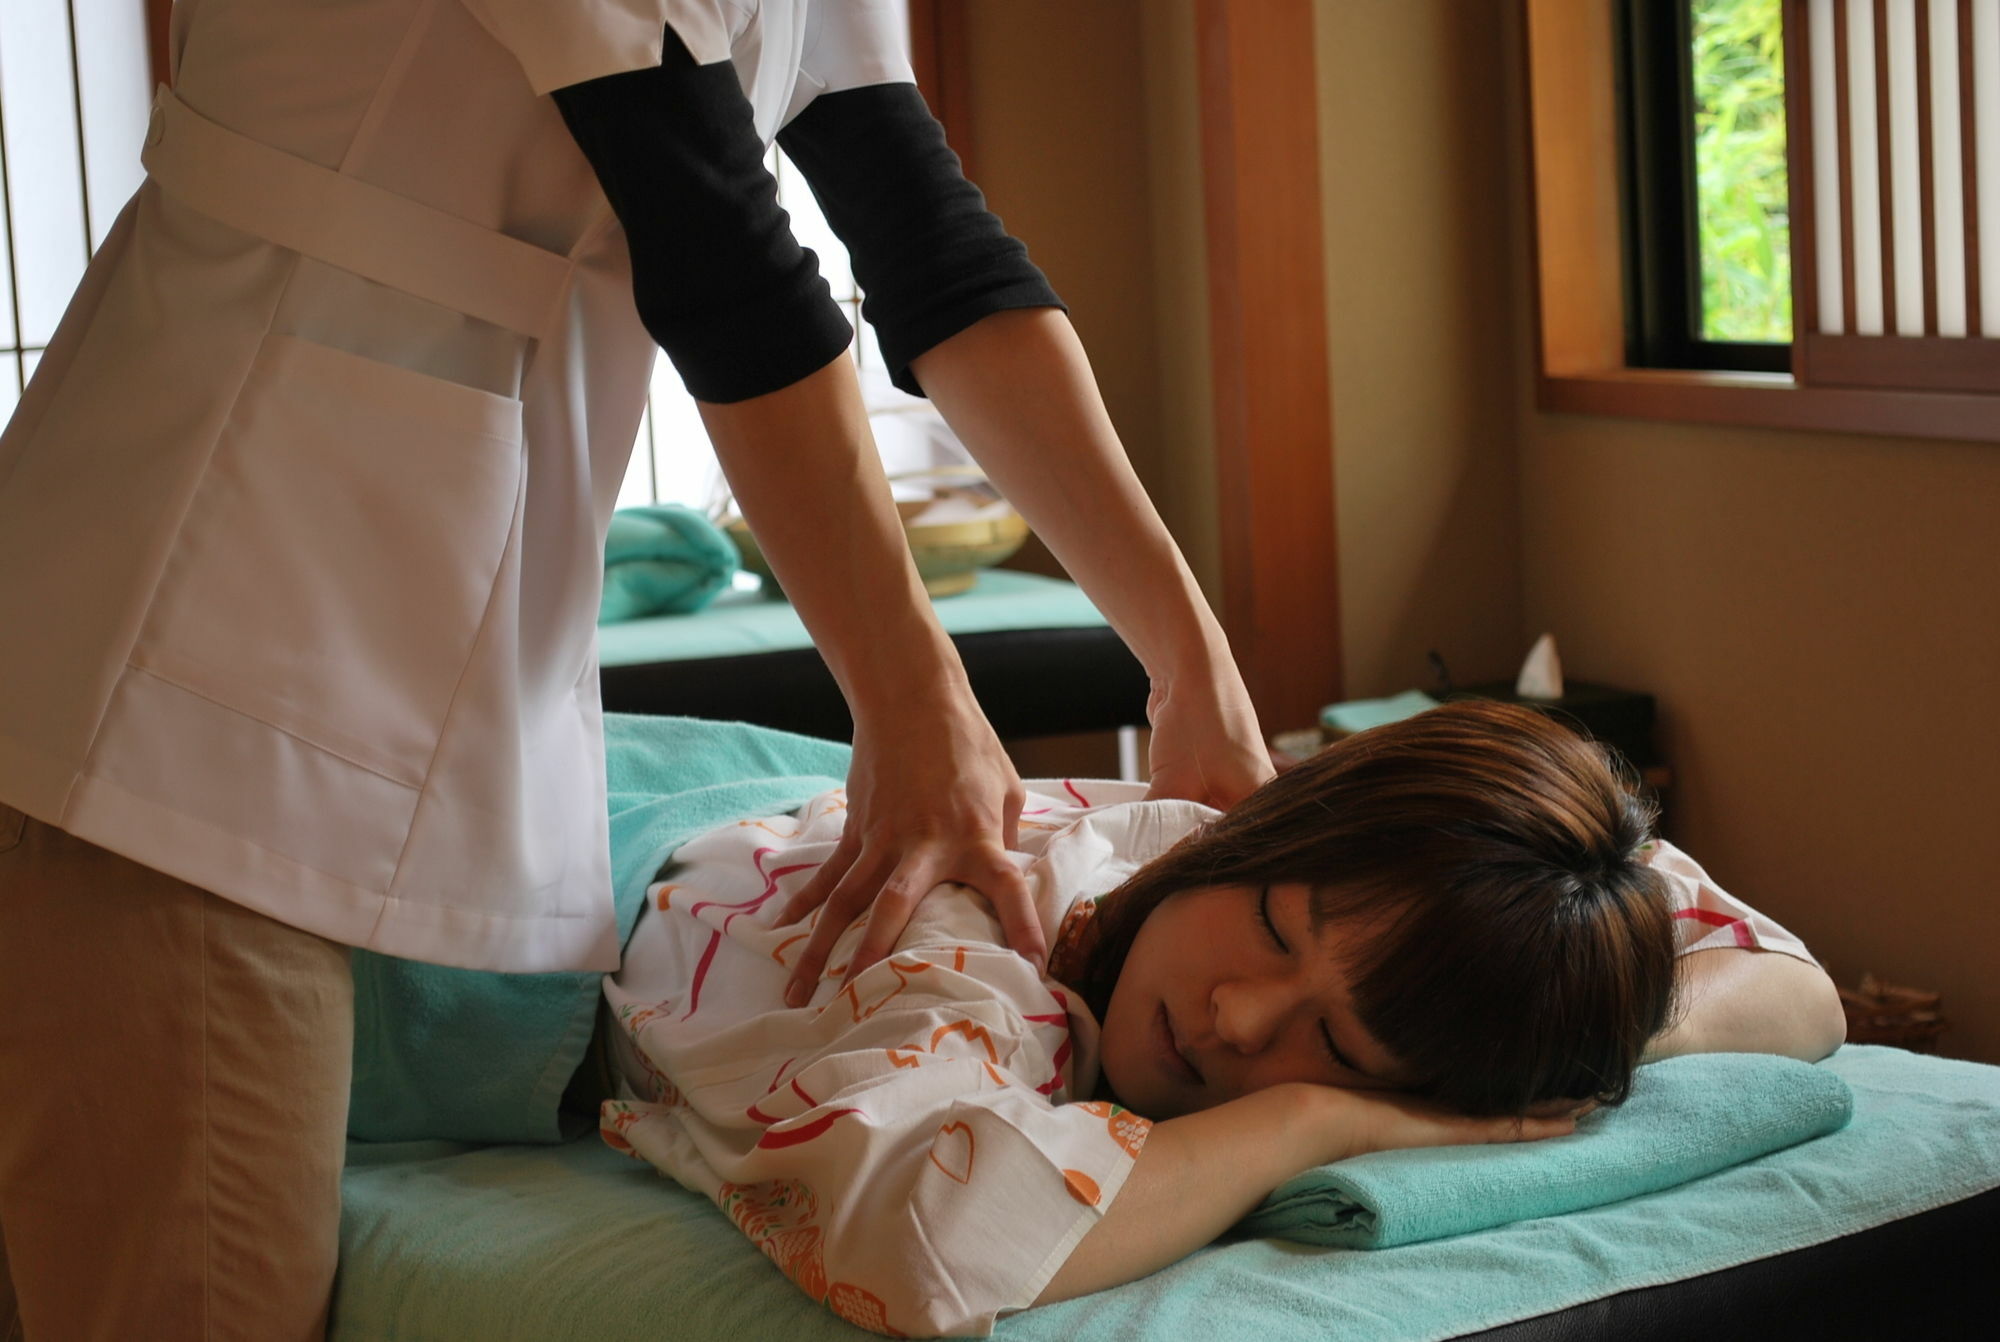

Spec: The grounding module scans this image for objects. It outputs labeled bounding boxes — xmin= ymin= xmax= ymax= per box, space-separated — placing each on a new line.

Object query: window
xmin=1619 ymin=0 xmax=1793 ymax=372
xmin=612 ymin=147 xmax=887 ymax=518
xmin=1526 ymin=0 xmax=2000 ymax=441
xmin=0 ymin=0 xmax=149 ymax=423
xmin=619 ymin=0 xmax=922 ymax=519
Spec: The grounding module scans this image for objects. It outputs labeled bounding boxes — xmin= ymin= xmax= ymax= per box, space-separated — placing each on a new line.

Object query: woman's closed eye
xmin=1254 ymin=886 xmax=1364 ymax=1076
xmin=1255 ymin=884 xmax=1287 ymax=951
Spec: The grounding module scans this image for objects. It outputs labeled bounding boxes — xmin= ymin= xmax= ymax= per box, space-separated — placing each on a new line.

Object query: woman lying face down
xmin=595 ymin=701 xmax=1842 ymax=1336
xmin=1080 ymin=701 xmax=1682 ymax=1125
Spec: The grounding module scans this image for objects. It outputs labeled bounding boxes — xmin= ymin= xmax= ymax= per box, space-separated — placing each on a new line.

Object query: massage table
xmin=333 ymin=1048 xmax=1997 ymax=1340
xmin=596 ymin=569 xmax=1152 ymax=748
xmin=334 ymin=704 xmax=1998 ymax=1341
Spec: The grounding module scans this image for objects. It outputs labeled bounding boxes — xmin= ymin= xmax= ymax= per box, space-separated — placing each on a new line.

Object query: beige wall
xmin=1314 ymin=0 xmax=1524 ymax=699
xmin=958 ymin=1 xmax=1173 ymax=584
xmin=965 ymin=2 xmax=2000 ymax=1060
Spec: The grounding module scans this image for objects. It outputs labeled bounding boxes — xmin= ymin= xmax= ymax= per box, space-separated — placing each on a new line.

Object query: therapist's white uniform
xmin=0 ymin=0 xmax=910 ymax=974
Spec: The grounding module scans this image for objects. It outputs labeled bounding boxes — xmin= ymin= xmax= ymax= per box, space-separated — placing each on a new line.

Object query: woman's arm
xmin=1036 ymin=1084 xmax=1575 ymax=1305
xmin=1643 ymin=948 xmax=1848 ymax=1064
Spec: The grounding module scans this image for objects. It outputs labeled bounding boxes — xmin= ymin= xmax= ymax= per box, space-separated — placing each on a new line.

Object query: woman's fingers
xmin=1351 ymin=1091 xmax=1579 ymax=1156
xmin=1491 ymin=1113 xmax=1577 ymax=1142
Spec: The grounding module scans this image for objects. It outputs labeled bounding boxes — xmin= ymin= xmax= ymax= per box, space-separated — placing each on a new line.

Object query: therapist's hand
xmin=1141 ymin=661 xmax=1274 ymax=810
xmin=775 ymin=688 xmax=1041 ymax=1006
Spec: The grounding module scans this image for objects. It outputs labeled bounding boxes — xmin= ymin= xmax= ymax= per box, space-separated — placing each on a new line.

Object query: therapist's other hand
xmin=1141 ymin=665 xmax=1273 ymax=811
xmin=775 ymin=690 xmax=1039 ymax=1006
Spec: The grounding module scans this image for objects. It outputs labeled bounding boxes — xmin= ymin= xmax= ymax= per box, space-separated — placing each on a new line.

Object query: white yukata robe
xmin=602 ymin=783 xmax=1819 ymax=1337
xmin=603 ymin=778 xmax=1179 ymax=1337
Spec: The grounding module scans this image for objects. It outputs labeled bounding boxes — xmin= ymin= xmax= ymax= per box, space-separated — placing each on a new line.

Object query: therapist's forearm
xmin=1644 ymin=949 xmax=1848 ymax=1064
xmin=696 ymin=351 xmax=965 ymax=723
xmin=908 ymin=308 xmax=1233 ymax=686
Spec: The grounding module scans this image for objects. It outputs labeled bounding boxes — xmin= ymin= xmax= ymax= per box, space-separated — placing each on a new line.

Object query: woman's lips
xmin=1157 ymin=1003 xmax=1203 ymax=1087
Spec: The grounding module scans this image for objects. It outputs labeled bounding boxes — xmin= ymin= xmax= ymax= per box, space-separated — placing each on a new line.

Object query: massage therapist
xmin=0 ymin=2 xmax=1270 ymax=1336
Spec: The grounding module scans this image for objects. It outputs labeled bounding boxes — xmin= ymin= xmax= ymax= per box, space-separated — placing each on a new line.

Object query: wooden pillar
xmin=145 ymin=0 xmax=172 ymax=88
xmin=1196 ymin=0 xmax=1343 ymax=730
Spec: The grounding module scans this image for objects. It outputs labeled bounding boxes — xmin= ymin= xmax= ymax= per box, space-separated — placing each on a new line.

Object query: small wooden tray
xmin=1838 ymin=972 xmax=1948 ymax=1052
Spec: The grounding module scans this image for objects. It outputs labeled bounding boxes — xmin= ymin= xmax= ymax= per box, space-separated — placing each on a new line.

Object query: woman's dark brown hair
xmin=1075 ymin=700 xmax=1680 ymax=1117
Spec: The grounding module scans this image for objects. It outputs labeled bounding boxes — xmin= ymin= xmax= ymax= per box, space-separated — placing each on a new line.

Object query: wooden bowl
xmin=726 ymin=510 xmax=1028 ymax=599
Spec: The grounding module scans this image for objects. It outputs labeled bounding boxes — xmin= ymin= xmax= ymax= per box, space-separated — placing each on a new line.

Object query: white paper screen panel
xmin=0 ymin=0 xmax=149 ymax=424
xmin=1808 ymin=0 xmax=2000 ymax=336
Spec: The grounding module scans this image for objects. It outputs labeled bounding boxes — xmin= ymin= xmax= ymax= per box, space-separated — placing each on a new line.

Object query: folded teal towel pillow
xmin=1238 ymin=1052 xmax=1853 ymax=1249
xmin=597 ymin=504 xmax=739 ymax=623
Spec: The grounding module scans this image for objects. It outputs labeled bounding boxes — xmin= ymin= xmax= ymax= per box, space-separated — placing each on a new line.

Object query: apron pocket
xmin=130 ymin=333 xmax=524 ymax=787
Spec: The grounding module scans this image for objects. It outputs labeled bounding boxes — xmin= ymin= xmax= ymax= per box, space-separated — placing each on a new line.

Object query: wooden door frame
xmin=1194 ymin=0 xmax=1343 ymax=731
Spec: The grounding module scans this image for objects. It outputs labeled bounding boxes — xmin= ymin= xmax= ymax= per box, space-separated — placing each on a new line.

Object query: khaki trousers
xmin=0 ymin=802 xmax=353 ymax=1341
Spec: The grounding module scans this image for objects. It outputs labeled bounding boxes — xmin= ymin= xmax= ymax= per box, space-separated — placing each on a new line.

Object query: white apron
xmin=0 ymin=0 xmax=911 ymax=973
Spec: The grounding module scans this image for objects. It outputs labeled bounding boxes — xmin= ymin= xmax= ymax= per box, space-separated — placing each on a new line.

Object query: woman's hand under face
xmin=773 ymin=688 xmax=1043 ymax=1006
xmin=1323 ymin=1086 xmax=1580 ymax=1163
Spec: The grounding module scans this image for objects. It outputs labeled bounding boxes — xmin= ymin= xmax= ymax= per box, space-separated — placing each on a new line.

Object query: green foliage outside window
xmin=1692 ymin=0 xmax=1792 ymax=342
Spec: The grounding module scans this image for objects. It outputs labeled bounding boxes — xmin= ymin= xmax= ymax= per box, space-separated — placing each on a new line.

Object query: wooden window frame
xmin=1526 ymin=0 xmax=2000 ymax=443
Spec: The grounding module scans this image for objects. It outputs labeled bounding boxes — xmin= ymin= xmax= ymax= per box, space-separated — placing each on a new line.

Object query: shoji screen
xmin=0 ymin=0 xmax=150 ymax=423
xmin=1788 ymin=0 xmax=2000 ymax=389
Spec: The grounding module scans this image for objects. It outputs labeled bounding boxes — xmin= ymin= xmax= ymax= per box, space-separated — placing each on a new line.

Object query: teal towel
xmin=1238 ymin=1052 xmax=1853 ymax=1249
xmin=596 ymin=505 xmax=740 ymax=623
xmin=348 ymin=713 xmax=851 ymax=1145
xmin=1319 ymin=688 xmax=1440 ymax=735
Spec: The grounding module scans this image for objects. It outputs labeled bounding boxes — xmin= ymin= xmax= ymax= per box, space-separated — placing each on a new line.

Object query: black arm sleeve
xmin=551 ymin=29 xmax=854 ymax=404
xmin=775 ymin=83 xmax=1065 ymax=398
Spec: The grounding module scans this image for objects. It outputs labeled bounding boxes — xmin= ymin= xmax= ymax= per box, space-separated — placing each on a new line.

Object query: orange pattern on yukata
xmin=819 ymin=909 xmax=874 ymax=979
xmin=827 ymin=953 xmax=931 ymax=1022
xmin=598 ymin=1101 xmax=647 ymax=1156
xmin=718 ymin=1179 xmax=904 ymax=1337
xmin=928 ymin=1121 xmax=976 ymax=1182
xmin=1075 ymin=1100 xmax=1152 ymax=1157
xmin=1062 ymin=1169 xmax=1101 ymax=1206
xmin=735 ymin=816 xmax=802 ymax=837
xmin=828 ymin=1284 xmax=902 ymax=1337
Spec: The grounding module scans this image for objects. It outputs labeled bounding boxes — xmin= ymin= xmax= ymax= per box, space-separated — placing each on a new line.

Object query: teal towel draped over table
xmin=347 ymin=714 xmax=851 ymax=1145
xmin=1238 ymin=1052 xmax=1854 ymax=1249
xmin=596 ymin=504 xmax=740 ymax=623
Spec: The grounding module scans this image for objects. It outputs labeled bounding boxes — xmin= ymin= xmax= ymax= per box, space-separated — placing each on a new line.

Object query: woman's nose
xmin=1209 ymin=978 xmax=1290 ymax=1055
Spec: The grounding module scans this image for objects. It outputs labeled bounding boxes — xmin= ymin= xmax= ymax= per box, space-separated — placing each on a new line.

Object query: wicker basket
xmin=1838 ymin=972 xmax=1949 ymax=1053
